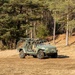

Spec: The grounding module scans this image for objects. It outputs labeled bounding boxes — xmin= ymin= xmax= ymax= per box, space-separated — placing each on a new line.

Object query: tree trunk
xmin=53 ymin=11 xmax=56 ymax=44
xmin=31 ymin=28 xmax=33 ymax=38
xmin=66 ymin=14 xmax=69 ymax=46
xmin=26 ymin=29 xmax=28 ymax=36
xmin=33 ymin=22 xmax=36 ymax=38
xmin=30 ymin=22 xmax=33 ymax=38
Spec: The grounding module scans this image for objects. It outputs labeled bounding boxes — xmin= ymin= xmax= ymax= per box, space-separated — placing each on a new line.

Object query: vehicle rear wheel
xmin=19 ymin=50 xmax=25 ymax=58
xmin=51 ymin=53 xmax=57 ymax=58
xmin=37 ymin=50 xmax=44 ymax=59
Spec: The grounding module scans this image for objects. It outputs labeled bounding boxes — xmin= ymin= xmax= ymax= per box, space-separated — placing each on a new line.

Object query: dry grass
xmin=0 ymin=34 xmax=75 ymax=75
xmin=50 ymin=34 xmax=75 ymax=59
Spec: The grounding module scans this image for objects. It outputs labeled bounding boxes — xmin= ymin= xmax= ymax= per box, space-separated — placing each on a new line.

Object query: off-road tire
xmin=19 ymin=50 xmax=25 ymax=58
xmin=37 ymin=50 xmax=44 ymax=59
xmin=51 ymin=53 xmax=57 ymax=58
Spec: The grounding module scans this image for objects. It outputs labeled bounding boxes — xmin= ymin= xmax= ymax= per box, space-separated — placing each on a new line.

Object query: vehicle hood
xmin=37 ymin=44 xmax=56 ymax=49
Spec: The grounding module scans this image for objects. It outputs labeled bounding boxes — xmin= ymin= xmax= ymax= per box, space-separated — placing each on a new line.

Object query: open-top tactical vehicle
xmin=17 ymin=38 xmax=58 ymax=59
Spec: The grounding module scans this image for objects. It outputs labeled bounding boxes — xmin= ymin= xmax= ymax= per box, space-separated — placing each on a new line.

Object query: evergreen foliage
xmin=0 ymin=0 xmax=75 ymax=49
xmin=37 ymin=24 xmax=49 ymax=39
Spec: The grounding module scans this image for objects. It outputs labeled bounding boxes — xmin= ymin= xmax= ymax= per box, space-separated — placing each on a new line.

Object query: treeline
xmin=0 ymin=0 xmax=75 ymax=49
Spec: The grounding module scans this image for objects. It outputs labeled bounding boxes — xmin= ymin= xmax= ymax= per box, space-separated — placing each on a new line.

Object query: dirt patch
xmin=0 ymin=57 xmax=75 ymax=75
xmin=0 ymin=50 xmax=18 ymax=58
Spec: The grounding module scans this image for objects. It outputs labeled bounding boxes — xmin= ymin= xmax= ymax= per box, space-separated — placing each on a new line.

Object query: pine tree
xmin=0 ymin=0 xmax=50 ymax=49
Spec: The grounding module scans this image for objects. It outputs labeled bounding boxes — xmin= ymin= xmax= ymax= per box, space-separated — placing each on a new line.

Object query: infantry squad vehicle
xmin=17 ymin=38 xmax=58 ymax=59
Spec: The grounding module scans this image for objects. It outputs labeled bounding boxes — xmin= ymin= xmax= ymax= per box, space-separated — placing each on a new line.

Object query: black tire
xmin=37 ymin=50 xmax=44 ymax=59
xmin=19 ymin=50 xmax=25 ymax=58
xmin=51 ymin=53 xmax=57 ymax=58
xmin=33 ymin=55 xmax=37 ymax=58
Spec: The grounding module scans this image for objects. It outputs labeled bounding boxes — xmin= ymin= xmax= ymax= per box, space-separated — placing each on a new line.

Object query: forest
xmin=0 ymin=0 xmax=75 ymax=49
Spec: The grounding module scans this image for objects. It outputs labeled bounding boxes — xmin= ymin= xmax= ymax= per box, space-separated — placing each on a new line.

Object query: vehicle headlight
xmin=51 ymin=48 xmax=57 ymax=52
xmin=41 ymin=47 xmax=45 ymax=50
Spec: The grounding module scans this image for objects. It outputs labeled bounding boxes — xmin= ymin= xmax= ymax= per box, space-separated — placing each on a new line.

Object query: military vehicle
xmin=17 ymin=38 xmax=58 ymax=59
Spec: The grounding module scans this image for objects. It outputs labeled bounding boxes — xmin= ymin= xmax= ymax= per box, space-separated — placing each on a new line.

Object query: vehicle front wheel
xmin=37 ymin=50 xmax=44 ymax=59
xmin=19 ymin=50 xmax=25 ymax=58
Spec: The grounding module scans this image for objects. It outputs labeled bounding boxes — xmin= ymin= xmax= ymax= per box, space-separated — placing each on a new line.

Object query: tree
xmin=36 ymin=24 xmax=49 ymax=39
xmin=58 ymin=0 xmax=75 ymax=45
xmin=0 ymin=0 xmax=51 ymax=49
xmin=48 ymin=0 xmax=61 ymax=44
